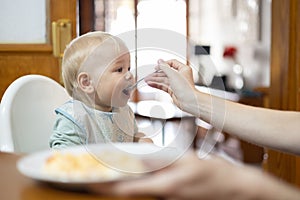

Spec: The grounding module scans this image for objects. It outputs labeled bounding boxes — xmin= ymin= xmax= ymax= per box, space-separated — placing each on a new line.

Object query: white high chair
xmin=0 ymin=75 xmax=71 ymax=153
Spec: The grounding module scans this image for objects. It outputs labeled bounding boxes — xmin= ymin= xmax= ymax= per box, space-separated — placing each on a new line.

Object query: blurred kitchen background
xmin=0 ymin=0 xmax=271 ymax=94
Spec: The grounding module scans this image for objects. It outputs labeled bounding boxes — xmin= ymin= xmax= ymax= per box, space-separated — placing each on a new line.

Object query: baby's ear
xmin=77 ymin=72 xmax=94 ymax=93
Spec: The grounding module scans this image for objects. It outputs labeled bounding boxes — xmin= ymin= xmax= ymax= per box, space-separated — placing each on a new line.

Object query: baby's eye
xmin=117 ymin=67 xmax=123 ymax=72
xmin=128 ymin=67 xmax=131 ymax=71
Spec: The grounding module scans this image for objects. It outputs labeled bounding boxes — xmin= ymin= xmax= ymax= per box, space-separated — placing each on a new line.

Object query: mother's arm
xmin=145 ymin=59 xmax=300 ymax=155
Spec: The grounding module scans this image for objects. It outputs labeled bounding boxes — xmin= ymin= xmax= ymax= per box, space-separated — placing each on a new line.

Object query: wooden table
xmin=0 ymin=152 xmax=155 ymax=200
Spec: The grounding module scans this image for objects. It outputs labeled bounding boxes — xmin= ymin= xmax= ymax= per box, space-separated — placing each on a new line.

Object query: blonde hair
xmin=62 ymin=31 xmax=123 ymax=96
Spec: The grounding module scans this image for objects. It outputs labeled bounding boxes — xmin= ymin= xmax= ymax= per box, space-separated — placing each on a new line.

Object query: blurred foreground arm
xmin=94 ymin=152 xmax=300 ymax=200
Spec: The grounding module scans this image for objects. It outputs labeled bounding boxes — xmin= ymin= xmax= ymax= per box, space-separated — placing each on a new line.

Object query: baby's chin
xmin=111 ymin=98 xmax=130 ymax=108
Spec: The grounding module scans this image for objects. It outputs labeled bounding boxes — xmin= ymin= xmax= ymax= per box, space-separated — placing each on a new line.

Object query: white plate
xmin=17 ymin=143 xmax=181 ymax=189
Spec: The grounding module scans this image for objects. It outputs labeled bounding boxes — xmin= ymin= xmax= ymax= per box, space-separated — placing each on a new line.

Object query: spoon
xmin=123 ymin=78 xmax=145 ymax=94
xmin=123 ymin=77 xmax=145 ymax=94
xmin=123 ymin=70 xmax=162 ymax=94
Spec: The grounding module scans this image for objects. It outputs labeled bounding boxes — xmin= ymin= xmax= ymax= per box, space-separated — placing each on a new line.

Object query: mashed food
xmin=43 ymin=151 xmax=144 ymax=181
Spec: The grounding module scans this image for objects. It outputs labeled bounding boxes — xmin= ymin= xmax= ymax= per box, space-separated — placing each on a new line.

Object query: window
xmin=0 ymin=0 xmax=47 ymax=43
xmin=95 ymin=0 xmax=187 ymax=101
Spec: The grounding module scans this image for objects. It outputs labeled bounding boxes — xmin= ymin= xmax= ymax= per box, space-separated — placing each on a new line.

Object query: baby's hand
xmin=138 ymin=138 xmax=153 ymax=143
xmin=134 ymin=132 xmax=153 ymax=143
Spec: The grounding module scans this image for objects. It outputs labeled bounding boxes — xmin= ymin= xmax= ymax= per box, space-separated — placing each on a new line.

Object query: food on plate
xmin=42 ymin=151 xmax=145 ymax=181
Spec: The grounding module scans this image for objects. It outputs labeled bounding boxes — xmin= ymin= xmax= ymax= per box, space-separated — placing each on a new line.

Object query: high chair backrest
xmin=0 ymin=75 xmax=71 ymax=153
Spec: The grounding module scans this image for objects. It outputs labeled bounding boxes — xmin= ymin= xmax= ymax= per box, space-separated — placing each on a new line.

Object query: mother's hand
xmin=144 ymin=59 xmax=199 ymax=116
xmin=91 ymin=151 xmax=276 ymax=200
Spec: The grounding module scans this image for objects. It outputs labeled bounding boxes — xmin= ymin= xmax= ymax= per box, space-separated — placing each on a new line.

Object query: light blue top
xmin=50 ymin=100 xmax=137 ymax=149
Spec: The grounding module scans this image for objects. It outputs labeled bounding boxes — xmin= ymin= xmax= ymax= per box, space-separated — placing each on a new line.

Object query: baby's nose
xmin=125 ymin=71 xmax=133 ymax=80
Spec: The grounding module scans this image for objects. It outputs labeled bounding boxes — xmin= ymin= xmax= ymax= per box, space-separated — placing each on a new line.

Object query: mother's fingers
xmin=164 ymin=59 xmax=186 ymax=71
xmin=145 ymin=80 xmax=170 ymax=93
xmin=144 ymin=75 xmax=169 ymax=85
xmin=145 ymin=71 xmax=167 ymax=79
xmin=144 ymin=73 xmax=170 ymax=92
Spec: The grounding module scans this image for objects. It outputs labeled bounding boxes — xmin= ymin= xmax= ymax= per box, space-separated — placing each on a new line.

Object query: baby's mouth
xmin=122 ymin=78 xmax=143 ymax=95
xmin=122 ymin=85 xmax=132 ymax=96
xmin=122 ymin=71 xmax=160 ymax=96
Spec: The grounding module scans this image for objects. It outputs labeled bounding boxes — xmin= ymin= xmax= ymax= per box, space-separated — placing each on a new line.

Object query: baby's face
xmin=94 ymin=52 xmax=134 ymax=110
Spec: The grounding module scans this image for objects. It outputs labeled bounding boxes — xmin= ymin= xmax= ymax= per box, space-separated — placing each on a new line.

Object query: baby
xmin=50 ymin=31 xmax=152 ymax=149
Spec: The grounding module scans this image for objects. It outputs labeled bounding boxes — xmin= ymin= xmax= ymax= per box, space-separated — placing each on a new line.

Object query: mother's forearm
xmin=194 ymin=91 xmax=300 ymax=155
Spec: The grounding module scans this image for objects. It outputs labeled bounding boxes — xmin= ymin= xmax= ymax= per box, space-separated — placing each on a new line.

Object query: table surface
xmin=0 ymin=152 xmax=155 ymax=200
